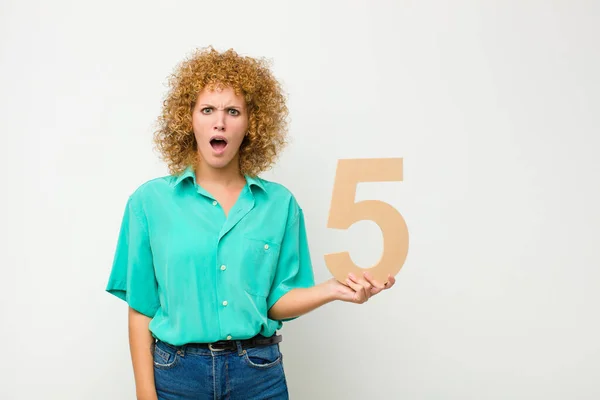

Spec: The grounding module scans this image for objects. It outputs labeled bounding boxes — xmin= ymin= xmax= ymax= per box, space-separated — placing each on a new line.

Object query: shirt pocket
xmin=242 ymin=236 xmax=281 ymax=297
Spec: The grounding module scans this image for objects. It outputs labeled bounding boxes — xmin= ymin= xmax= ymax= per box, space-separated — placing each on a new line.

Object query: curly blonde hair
xmin=153 ymin=46 xmax=289 ymax=177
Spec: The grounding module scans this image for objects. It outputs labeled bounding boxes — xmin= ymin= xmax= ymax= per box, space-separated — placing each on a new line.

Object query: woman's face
xmin=192 ymin=85 xmax=249 ymax=173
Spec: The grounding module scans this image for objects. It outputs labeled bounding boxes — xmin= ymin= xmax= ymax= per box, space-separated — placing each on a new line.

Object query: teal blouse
xmin=105 ymin=166 xmax=315 ymax=346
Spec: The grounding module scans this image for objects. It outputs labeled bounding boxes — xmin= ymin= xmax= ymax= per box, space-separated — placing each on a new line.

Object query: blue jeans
xmin=153 ymin=339 xmax=289 ymax=399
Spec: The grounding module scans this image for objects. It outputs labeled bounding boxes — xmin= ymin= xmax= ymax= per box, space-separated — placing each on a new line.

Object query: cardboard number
xmin=325 ymin=158 xmax=409 ymax=284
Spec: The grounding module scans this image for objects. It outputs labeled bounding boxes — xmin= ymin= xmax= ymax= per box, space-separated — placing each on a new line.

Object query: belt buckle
xmin=208 ymin=342 xmax=227 ymax=352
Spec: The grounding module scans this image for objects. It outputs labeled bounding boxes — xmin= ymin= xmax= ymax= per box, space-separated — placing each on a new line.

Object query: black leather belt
xmin=187 ymin=334 xmax=282 ymax=351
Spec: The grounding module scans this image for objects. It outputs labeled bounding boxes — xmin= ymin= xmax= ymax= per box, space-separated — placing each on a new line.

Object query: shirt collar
xmin=173 ymin=165 xmax=197 ymax=187
xmin=244 ymin=174 xmax=266 ymax=193
xmin=173 ymin=165 xmax=266 ymax=194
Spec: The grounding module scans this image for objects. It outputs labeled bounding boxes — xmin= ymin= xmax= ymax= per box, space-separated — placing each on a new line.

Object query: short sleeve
xmin=105 ymin=195 xmax=160 ymax=318
xmin=267 ymin=206 xmax=316 ymax=318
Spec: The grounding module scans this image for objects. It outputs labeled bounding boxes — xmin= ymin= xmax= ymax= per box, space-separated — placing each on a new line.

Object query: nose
xmin=213 ymin=110 xmax=226 ymax=131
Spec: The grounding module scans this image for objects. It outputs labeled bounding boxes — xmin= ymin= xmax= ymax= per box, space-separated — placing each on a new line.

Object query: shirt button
xmin=264 ymin=244 xmax=269 ymax=250
xmin=220 ymin=265 xmax=227 ymax=271
xmin=212 ymin=200 xmax=218 ymax=206
xmin=226 ymin=335 xmax=232 ymax=340
xmin=222 ymin=300 xmax=228 ymax=306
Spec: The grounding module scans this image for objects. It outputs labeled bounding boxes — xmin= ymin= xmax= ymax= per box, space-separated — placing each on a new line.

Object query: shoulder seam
xmin=127 ymin=194 xmax=149 ymax=234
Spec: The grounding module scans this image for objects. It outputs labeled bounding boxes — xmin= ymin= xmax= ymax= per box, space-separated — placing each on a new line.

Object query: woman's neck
xmin=194 ymin=160 xmax=245 ymax=189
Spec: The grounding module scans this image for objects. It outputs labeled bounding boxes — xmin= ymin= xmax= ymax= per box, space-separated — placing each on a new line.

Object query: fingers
xmin=385 ymin=274 xmax=396 ymax=288
xmin=363 ymin=271 xmax=386 ymax=294
xmin=344 ymin=272 xmax=397 ymax=303
xmin=346 ymin=274 xmax=370 ymax=303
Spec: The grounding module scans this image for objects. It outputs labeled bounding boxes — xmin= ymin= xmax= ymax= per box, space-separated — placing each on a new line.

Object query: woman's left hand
xmin=326 ymin=271 xmax=396 ymax=304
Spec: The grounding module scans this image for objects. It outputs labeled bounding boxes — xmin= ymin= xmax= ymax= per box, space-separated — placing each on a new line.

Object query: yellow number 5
xmin=325 ymin=158 xmax=409 ymax=284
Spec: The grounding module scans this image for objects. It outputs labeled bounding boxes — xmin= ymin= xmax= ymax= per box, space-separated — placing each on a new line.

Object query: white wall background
xmin=1 ymin=1 xmax=599 ymax=399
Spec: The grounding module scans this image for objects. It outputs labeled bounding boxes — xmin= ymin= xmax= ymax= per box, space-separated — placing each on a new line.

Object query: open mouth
xmin=210 ymin=136 xmax=228 ymax=152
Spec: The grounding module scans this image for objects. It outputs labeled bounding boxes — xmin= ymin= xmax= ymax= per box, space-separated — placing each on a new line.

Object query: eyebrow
xmin=198 ymin=104 xmax=243 ymax=109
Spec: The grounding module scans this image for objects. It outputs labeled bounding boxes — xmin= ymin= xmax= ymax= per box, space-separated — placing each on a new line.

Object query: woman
xmin=106 ymin=47 xmax=395 ymax=400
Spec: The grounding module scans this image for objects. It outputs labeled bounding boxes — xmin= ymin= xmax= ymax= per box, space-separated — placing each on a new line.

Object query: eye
xmin=200 ymin=107 xmax=213 ymax=114
xmin=227 ymin=108 xmax=240 ymax=116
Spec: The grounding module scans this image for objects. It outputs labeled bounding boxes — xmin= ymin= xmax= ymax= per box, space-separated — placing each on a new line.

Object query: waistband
xmin=156 ymin=334 xmax=282 ymax=354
